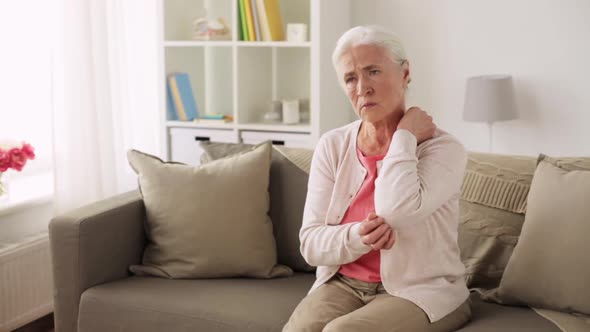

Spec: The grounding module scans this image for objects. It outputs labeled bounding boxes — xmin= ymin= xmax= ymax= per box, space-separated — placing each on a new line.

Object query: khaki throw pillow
xmin=459 ymin=152 xmax=536 ymax=290
xmin=486 ymin=159 xmax=590 ymax=314
xmin=127 ymin=143 xmax=293 ymax=279
xmin=200 ymin=142 xmax=316 ymax=272
xmin=459 ymin=200 xmax=525 ymax=290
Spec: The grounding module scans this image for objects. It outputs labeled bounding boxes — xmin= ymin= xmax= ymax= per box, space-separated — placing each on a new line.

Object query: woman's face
xmin=337 ymin=44 xmax=410 ymax=123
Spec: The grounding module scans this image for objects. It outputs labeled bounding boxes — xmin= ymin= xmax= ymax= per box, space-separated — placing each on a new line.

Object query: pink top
xmin=338 ymin=148 xmax=385 ymax=282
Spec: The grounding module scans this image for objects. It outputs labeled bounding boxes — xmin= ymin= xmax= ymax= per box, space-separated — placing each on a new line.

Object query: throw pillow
xmin=127 ymin=143 xmax=293 ymax=279
xmin=458 ymin=152 xmax=537 ymax=289
xmin=485 ymin=158 xmax=590 ymax=314
xmin=200 ymin=142 xmax=316 ymax=272
xmin=459 ymin=200 xmax=525 ymax=289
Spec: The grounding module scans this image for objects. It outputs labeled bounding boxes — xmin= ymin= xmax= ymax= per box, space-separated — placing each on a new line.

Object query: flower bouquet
xmin=0 ymin=141 xmax=36 ymax=196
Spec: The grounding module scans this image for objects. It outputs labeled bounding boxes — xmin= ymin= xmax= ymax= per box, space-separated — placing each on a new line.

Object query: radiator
xmin=0 ymin=233 xmax=53 ymax=332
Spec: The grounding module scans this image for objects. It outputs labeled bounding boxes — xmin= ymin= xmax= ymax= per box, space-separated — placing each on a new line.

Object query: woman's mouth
xmin=361 ymin=102 xmax=377 ymax=109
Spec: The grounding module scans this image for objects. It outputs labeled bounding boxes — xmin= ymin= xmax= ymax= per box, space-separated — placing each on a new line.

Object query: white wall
xmin=0 ymin=202 xmax=53 ymax=244
xmin=351 ymin=0 xmax=590 ymax=156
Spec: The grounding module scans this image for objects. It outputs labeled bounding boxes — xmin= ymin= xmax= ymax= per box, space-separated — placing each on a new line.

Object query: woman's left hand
xmin=371 ymin=227 xmax=396 ymax=251
xmin=359 ymin=212 xmax=396 ymax=251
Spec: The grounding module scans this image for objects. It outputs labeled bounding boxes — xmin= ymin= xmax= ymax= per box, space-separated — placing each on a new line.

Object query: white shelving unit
xmin=158 ymin=0 xmax=351 ymax=164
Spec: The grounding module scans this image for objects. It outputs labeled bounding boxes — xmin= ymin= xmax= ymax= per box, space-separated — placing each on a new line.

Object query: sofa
xmin=49 ymin=143 xmax=589 ymax=332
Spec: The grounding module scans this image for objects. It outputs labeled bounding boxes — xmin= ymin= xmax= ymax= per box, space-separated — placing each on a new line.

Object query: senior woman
xmin=283 ymin=26 xmax=471 ymax=332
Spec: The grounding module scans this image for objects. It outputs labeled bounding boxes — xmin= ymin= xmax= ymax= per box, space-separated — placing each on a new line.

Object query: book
xmin=193 ymin=115 xmax=234 ymax=124
xmin=255 ymin=0 xmax=271 ymax=41
xmin=166 ymin=81 xmax=178 ymax=120
xmin=238 ymin=0 xmax=249 ymax=41
xmin=168 ymin=73 xmax=199 ymax=121
xmin=199 ymin=113 xmax=226 ymax=120
xmin=250 ymin=0 xmax=262 ymax=41
xmin=243 ymin=0 xmax=256 ymax=41
xmin=261 ymin=0 xmax=284 ymax=41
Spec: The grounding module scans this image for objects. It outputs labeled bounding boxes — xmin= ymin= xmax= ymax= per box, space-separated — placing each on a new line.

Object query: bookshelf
xmin=159 ymin=0 xmax=352 ymax=164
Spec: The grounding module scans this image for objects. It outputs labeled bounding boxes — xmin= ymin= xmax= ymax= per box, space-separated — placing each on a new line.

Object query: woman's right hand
xmin=358 ymin=212 xmax=396 ymax=250
xmin=397 ymin=106 xmax=436 ymax=144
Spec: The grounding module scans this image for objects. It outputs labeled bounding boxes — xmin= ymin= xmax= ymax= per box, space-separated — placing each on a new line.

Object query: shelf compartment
xmin=164 ymin=0 xmax=233 ymax=41
xmin=280 ymin=0 xmax=311 ymax=39
xmin=236 ymin=47 xmax=310 ymax=125
xmin=165 ymin=46 xmax=233 ymax=120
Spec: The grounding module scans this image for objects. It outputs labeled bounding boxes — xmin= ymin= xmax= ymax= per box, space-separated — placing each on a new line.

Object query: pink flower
xmin=9 ymin=148 xmax=27 ymax=172
xmin=21 ymin=142 xmax=35 ymax=159
xmin=0 ymin=149 xmax=9 ymax=172
xmin=0 ymin=142 xmax=35 ymax=173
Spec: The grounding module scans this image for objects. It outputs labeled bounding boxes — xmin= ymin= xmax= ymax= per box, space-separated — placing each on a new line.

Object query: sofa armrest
xmin=49 ymin=190 xmax=146 ymax=332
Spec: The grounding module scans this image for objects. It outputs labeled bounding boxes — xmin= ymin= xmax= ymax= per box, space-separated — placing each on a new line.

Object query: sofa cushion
xmin=77 ymin=277 xmax=560 ymax=332
xmin=126 ymin=144 xmax=292 ymax=279
xmin=459 ymin=152 xmax=536 ymax=290
xmin=200 ymin=142 xmax=315 ymax=272
xmin=78 ymin=274 xmax=316 ymax=332
xmin=455 ymin=294 xmax=560 ymax=331
xmin=487 ymin=157 xmax=590 ymax=315
xmin=459 ymin=201 xmax=525 ymax=289
xmin=538 ymin=154 xmax=590 ymax=171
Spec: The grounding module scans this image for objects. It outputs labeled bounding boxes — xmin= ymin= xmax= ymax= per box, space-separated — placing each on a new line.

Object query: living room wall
xmin=351 ymin=0 xmax=590 ymax=156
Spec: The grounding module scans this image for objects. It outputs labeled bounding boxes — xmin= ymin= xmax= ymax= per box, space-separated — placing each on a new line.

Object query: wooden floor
xmin=11 ymin=313 xmax=54 ymax=332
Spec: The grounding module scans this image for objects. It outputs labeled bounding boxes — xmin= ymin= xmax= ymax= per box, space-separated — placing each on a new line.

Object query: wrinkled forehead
xmin=336 ymin=44 xmax=395 ymax=74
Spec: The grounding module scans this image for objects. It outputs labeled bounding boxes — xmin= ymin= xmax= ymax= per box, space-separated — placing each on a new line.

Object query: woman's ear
xmin=402 ymin=61 xmax=411 ymax=86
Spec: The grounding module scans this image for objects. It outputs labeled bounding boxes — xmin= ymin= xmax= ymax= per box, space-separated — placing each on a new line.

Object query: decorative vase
xmin=0 ymin=172 xmax=7 ymax=202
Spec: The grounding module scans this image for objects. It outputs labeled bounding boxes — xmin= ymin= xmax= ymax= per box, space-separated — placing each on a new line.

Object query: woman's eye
xmin=369 ymin=69 xmax=380 ymax=75
xmin=345 ymin=77 xmax=356 ymax=84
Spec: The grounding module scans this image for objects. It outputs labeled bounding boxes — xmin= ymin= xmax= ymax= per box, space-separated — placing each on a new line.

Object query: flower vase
xmin=0 ymin=172 xmax=7 ymax=202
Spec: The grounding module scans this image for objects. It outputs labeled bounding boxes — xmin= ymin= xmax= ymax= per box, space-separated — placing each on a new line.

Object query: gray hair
xmin=332 ymin=25 xmax=409 ymax=77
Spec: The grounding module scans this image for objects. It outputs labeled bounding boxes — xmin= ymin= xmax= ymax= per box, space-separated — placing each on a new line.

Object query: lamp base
xmin=487 ymin=122 xmax=494 ymax=153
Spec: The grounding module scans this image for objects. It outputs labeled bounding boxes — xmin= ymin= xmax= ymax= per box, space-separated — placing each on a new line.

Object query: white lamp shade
xmin=463 ymin=75 xmax=518 ymax=123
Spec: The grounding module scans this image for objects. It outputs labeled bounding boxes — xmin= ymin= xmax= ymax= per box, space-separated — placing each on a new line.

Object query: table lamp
xmin=463 ymin=75 xmax=518 ymax=152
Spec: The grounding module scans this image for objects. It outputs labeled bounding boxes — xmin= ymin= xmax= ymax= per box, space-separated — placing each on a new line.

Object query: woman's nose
xmin=357 ymin=76 xmax=373 ymax=96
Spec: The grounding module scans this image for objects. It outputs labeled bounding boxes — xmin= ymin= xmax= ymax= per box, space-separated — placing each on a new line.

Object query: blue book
xmin=166 ymin=81 xmax=178 ymax=120
xmin=200 ymin=114 xmax=225 ymax=120
xmin=168 ymin=72 xmax=199 ymax=121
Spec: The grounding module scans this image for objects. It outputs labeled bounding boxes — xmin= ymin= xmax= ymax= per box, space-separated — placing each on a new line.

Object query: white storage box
xmin=169 ymin=127 xmax=238 ymax=166
xmin=240 ymin=131 xmax=313 ymax=149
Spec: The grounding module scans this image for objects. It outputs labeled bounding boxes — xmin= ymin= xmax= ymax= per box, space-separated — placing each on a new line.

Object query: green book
xmin=238 ymin=0 xmax=249 ymax=41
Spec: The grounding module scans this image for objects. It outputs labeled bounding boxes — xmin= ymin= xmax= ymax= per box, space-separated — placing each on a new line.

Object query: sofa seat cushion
xmin=78 ymin=276 xmax=560 ymax=332
xmin=456 ymin=293 xmax=560 ymax=331
xmin=78 ymin=274 xmax=315 ymax=332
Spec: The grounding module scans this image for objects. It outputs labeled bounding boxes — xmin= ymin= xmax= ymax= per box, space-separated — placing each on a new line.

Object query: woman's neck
xmin=358 ymin=109 xmax=404 ymax=156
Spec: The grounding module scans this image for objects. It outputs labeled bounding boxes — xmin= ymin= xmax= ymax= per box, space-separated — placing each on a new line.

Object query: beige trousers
xmin=283 ymin=273 xmax=471 ymax=332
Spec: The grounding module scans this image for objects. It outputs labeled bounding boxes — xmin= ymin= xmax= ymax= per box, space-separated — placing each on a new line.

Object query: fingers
xmin=358 ymin=214 xmax=383 ymax=236
xmin=383 ymin=229 xmax=396 ymax=250
xmin=370 ymin=228 xmax=397 ymax=251
xmin=370 ymin=229 xmax=391 ymax=251
xmin=400 ymin=106 xmax=436 ymax=144
xmin=361 ymin=223 xmax=390 ymax=245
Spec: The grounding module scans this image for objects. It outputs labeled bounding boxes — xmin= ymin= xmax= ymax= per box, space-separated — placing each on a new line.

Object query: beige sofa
xmin=49 ymin=144 xmax=575 ymax=332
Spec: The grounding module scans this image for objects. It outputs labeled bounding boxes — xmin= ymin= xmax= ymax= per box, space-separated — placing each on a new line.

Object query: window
xmin=0 ymin=1 xmax=56 ymax=205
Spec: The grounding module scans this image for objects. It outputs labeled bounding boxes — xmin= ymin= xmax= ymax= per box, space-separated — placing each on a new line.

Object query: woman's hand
xmin=397 ymin=106 xmax=436 ymax=144
xmin=358 ymin=212 xmax=396 ymax=251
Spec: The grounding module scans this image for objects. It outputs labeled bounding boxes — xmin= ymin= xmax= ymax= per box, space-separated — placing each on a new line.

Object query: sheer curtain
xmin=52 ymin=0 xmax=161 ymax=214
